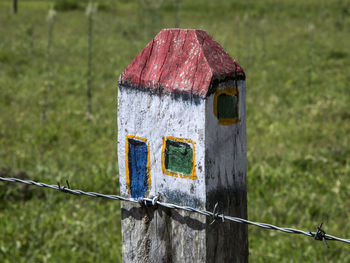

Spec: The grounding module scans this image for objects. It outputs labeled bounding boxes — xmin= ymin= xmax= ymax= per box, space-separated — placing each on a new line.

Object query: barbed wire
xmin=1 ymin=176 xmax=350 ymax=247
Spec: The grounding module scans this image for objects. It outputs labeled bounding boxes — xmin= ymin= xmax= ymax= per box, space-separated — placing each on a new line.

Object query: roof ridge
xmin=194 ymin=30 xmax=213 ymax=90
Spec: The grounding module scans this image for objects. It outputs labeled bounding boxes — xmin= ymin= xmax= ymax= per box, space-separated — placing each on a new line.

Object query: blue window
xmin=126 ymin=136 xmax=151 ymax=198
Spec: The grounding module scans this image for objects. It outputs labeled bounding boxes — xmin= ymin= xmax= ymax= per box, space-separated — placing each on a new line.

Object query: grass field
xmin=1 ymin=0 xmax=350 ymax=262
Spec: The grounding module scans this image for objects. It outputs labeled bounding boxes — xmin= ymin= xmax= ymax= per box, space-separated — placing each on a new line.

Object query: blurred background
xmin=0 ymin=0 xmax=350 ymax=262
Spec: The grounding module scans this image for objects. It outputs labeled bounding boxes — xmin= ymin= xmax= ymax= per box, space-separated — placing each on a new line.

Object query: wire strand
xmin=1 ymin=176 xmax=349 ymax=246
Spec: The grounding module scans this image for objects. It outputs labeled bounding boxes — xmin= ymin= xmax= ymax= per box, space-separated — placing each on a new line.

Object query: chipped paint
xmin=162 ymin=188 xmax=202 ymax=208
xmin=119 ymin=29 xmax=245 ymax=98
xmin=118 ymin=29 xmax=247 ymax=262
xmin=118 ymin=87 xmax=206 ymax=205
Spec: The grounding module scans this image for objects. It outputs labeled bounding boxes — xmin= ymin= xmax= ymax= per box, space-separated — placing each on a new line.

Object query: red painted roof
xmin=119 ymin=29 xmax=245 ymax=98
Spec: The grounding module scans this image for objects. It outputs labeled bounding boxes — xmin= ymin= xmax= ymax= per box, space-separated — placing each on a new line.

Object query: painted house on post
xmin=118 ymin=28 xmax=248 ymax=262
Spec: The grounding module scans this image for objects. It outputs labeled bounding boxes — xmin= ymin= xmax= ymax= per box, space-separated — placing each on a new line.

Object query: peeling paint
xmin=118 ymin=29 xmax=247 ymax=262
xmin=119 ymin=29 xmax=245 ymax=98
xmin=162 ymin=188 xmax=203 ymax=208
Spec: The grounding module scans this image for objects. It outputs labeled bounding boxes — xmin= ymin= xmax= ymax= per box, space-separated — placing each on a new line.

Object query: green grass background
xmin=1 ymin=0 xmax=350 ymax=262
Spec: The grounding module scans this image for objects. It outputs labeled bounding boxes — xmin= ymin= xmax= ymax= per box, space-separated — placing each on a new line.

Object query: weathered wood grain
xmin=205 ymin=80 xmax=248 ymax=262
xmin=118 ymin=28 xmax=247 ymax=262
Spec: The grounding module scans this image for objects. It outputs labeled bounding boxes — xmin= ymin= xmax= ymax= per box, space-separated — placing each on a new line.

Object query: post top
xmin=119 ymin=28 xmax=245 ymax=98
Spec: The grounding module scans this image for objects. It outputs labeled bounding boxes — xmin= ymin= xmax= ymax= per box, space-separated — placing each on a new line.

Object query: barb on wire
xmin=311 ymin=223 xmax=329 ymax=248
xmin=1 ymin=176 xmax=350 ymax=246
xmin=57 ymin=180 xmax=75 ymax=194
xmin=210 ymin=202 xmax=220 ymax=225
xmin=151 ymin=195 xmax=159 ymax=207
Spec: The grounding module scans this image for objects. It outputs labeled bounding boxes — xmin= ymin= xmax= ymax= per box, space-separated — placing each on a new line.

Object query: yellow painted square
xmin=213 ymin=87 xmax=240 ymax=125
xmin=161 ymin=136 xmax=197 ymax=180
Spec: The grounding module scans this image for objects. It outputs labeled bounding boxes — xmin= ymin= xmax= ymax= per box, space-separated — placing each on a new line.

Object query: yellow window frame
xmin=161 ymin=136 xmax=197 ymax=180
xmin=213 ymin=87 xmax=240 ymax=125
xmin=125 ymin=135 xmax=151 ymax=197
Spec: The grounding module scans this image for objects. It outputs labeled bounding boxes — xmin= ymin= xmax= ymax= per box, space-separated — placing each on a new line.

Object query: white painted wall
xmin=205 ymin=80 xmax=246 ymax=203
xmin=118 ymin=80 xmax=248 ymax=262
xmin=118 ymin=87 xmax=206 ymax=208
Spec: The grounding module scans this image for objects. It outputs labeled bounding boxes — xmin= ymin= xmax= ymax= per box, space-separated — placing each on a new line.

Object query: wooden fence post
xmin=13 ymin=0 xmax=17 ymax=14
xmin=117 ymin=28 xmax=248 ymax=262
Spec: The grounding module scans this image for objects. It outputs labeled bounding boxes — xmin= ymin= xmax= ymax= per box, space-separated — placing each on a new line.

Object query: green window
xmin=217 ymin=93 xmax=238 ymax=119
xmin=164 ymin=140 xmax=193 ymax=175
